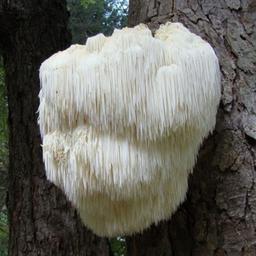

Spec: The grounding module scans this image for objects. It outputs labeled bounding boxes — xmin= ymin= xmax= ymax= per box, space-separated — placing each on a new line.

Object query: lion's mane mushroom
xmin=38 ymin=22 xmax=221 ymax=237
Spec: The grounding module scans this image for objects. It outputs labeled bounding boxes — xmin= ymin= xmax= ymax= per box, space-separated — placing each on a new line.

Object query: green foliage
xmin=110 ymin=237 xmax=127 ymax=256
xmin=67 ymin=0 xmax=128 ymax=43
xmin=102 ymin=0 xmax=128 ymax=35
xmin=80 ymin=0 xmax=96 ymax=8
xmin=67 ymin=0 xmax=104 ymax=43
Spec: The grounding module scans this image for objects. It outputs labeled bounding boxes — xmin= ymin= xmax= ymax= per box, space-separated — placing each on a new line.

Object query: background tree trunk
xmin=127 ymin=0 xmax=256 ymax=255
xmin=0 ymin=1 xmax=109 ymax=255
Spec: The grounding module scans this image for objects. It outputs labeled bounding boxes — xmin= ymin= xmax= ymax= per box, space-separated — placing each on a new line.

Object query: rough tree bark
xmin=127 ymin=0 xmax=256 ymax=255
xmin=0 ymin=1 xmax=109 ymax=255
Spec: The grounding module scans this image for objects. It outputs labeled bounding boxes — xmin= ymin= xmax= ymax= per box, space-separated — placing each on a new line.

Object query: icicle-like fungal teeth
xmin=38 ymin=22 xmax=221 ymax=237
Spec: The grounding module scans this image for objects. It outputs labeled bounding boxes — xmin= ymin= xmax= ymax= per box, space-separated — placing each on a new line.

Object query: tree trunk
xmin=0 ymin=1 xmax=109 ymax=255
xmin=127 ymin=0 xmax=256 ymax=255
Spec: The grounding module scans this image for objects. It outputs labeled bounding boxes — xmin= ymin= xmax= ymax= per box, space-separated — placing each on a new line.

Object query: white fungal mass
xmin=38 ymin=22 xmax=221 ymax=237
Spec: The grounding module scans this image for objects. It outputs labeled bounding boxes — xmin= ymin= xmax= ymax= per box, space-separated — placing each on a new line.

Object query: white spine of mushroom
xmin=38 ymin=22 xmax=221 ymax=237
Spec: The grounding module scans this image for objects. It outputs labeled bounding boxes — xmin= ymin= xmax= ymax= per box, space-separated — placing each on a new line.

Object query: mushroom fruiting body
xmin=38 ymin=22 xmax=221 ymax=237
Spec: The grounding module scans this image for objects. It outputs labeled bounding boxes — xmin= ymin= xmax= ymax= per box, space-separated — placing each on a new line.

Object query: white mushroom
xmin=38 ymin=22 xmax=221 ymax=237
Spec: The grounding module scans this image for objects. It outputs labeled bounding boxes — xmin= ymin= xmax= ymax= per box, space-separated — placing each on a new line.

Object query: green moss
xmin=109 ymin=237 xmax=127 ymax=256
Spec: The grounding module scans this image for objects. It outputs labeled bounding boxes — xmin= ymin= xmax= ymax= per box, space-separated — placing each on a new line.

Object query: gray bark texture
xmin=127 ymin=0 xmax=256 ymax=255
xmin=0 ymin=1 xmax=109 ymax=255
